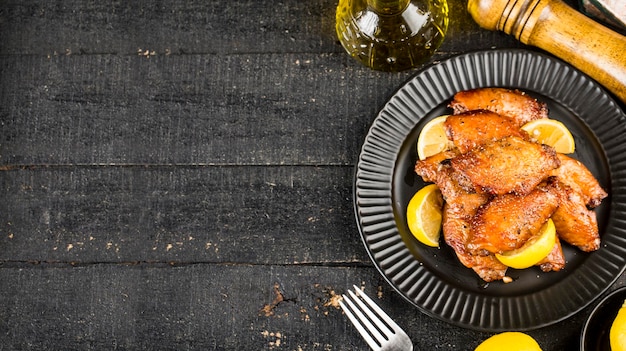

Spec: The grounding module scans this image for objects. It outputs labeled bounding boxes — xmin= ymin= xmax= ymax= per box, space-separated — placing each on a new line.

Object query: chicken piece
xmin=470 ymin=254 xmax=509 ymax=282
xmin=467 ymin=180 xmax=561 ymax=254
xmin=414 ymin=150 xmax=476 ymax=204
xmin=550 ymin=153 xmax=608 ymax=207
xmin=444 ymin=110 xmax=529 ymax=153
xmin=443 ymin=199 xmax=507 ymax=282
xmin=552 ymin=183 xmax=601 ymax=252
xmin=449 ymin=87 xmax=548 ymax=127
xmin=537 ymin=236 xmax=566 ymax=272
xmin=442 ymin=194 xmax=487 ymax=253
xmin=450 ymin=136 xmax=560 ymax=195
xmin=413 ymin=150 xmax=459 ymax=183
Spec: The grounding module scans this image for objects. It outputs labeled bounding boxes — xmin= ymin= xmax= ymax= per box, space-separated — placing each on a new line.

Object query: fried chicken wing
xmin=537 ymin=236 xmax=565 ymax=272
xmin=444 ymin=110 xmax=529 ymax=153
xmin=450 ymin=136 xmax=560 ymax=195
xmin=443 ymin=200 xmax=507 ymax=282
xmin=449 ymin=87 xmax=548 ymax=127
xmin=469 ymin=255 xmax=509 ymax=282
xmin=552 ymin=183 xmax=601 ymax=252
xmin=418 ymin=152 xmax=506 ymax=281
xmin=413 ymin=150 xmax=459 ymax=183
xmin=414 ymin=150 xmax=476 ymax=204
xmin=550 ymin=153 xmax=608 ymax=207
xmin=467 ymin=180 xmax=561 ymax=254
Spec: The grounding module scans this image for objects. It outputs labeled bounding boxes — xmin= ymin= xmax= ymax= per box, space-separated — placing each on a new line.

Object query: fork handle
xmin=468 ymin=0 xmax=626 ymax=104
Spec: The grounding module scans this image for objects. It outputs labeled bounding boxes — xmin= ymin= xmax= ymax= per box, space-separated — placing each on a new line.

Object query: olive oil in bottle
xmin=336 ymin=0 xmax=449 ymax=71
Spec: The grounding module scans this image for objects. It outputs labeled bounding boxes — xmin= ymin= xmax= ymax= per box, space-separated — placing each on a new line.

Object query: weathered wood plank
xmin=0 ymin=0 xmax=339 ymax=55
xmin=0 ymin=53 xmax=415 ymax=166
xmin=0 ymin=263 xmax=597 ymax=350
xmin=0 ymin=166 xmax=367 ymax=264
xmin=0 ymin=0 xmax=522 ymax=56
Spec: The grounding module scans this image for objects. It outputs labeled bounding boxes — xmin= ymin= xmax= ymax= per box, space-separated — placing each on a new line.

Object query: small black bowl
xmin=581 ymin=287 xmax=626 ymax=351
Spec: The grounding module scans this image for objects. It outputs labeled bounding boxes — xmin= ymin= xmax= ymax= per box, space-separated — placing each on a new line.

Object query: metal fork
xmin=339 ymin=285 xmax=413 ymax=351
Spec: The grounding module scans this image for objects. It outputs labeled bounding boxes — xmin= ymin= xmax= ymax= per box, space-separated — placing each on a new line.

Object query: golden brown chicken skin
xmin=467 ymin=180 xmax=561 ymax=254
xmin=449 ymin=87 xmax=548 ymax=127
xmin=413 ymin=150 xmax=459 ymax=184
xmin=414 ymin=150 xmax=477 ymax=204
xmin=552 ymin=183 xmax=601 ymax=252
xmin=450 ymin=136 xmax=561 ymax=196
xmin=443 ymin=199 xmax=507 ymax=282
xmin=444 ymin=110 xmax=529 ymax=153
xmin=550 ymin=153 xmax=608 ymax=208
xmin=418 ymin=152 xmax=506 ymax=281
xmin=537 ymin=236 xmax=566 ymax=272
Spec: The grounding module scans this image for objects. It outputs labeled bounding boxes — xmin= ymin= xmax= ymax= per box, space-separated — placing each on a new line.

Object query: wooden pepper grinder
xmin=468 ymin=0 xmax=626 ymax=104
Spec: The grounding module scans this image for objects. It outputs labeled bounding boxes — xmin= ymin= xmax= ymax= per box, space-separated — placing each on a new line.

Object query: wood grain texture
xmin=0 ymin=53 xmax=406 ymax=166
xmin=468 ymin=0 xmax=626 ymax=103
xmin=0 ymin=264 xmax=599 ymax=350
xmin=0 ymin=0 xmax=339 ymax=55
xmin=0 ymin=166 xmax=364 ymax=264
xmin=0 ymin=0 xmax=621 ymax=349
xmin=0 ymin=0 xmax=518 ymax=56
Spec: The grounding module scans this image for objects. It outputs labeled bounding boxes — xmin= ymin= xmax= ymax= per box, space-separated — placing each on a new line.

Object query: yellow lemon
xmin=417 ymin=115 xmax=452 ymax=160
xmin=475 ymin=332 xmax=542 ymax=351
xmin=521 ymin=118 xmax=575 ymax=153
xmin=495 ymin=219 xmax=556 ymax=269
xmin=611 ymin=299 xmax=626 ymax=351
xmin=406 ymin=184 xmax=443 ymax=247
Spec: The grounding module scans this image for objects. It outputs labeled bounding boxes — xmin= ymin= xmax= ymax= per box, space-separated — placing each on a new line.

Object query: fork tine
xmin=341 ymin=286 xmax=413 ymax=351
xmin=339 ymin=297 xmax=381 ymax=350
xmin=347 ymin=289 xmax=394 ymax=337
xmin=352 ymin=285 xmax=403 ymax=332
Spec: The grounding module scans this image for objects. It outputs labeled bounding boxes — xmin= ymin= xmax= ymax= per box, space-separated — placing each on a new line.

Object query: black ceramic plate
xmin=581 ymin=287 xmax=626 ymax=351
xmin=353 ymin=49 xmax=626 ymax=331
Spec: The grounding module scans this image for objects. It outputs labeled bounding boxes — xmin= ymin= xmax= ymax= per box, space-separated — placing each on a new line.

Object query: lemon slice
xmin=475 ymin=332 xmax=542 ymax=351
xmin=406 ymin=184 xmax=443 ymax=247
xmin=611 ymin=299 xmax=626 ymax=351
xmin=521 ymin=119 xmax=575 ymax=153
xmin=417 ymin=115 xmax=451 ymax=160
xmin=495 ymin=219 xmax=556 ymax=269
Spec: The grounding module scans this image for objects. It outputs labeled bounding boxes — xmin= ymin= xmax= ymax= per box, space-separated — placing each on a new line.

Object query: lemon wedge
xmin=521 ymin=118 xmax=575 ymax=153
xmin=495 ymin=219 xmax=556 ymax=269
xmin=475 ymin=332 xmax=542 ymax=351
xmin=611 ymin=299 xmax=626 ymax=351
xmin=406 ymin=184 xmax=443 ymax=247
xmin=417 ymin=115 xmax=451 ymax=160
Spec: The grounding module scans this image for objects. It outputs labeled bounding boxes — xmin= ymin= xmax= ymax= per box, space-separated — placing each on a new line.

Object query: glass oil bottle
xmin=336 ymin=0 xmax=449 ymax=71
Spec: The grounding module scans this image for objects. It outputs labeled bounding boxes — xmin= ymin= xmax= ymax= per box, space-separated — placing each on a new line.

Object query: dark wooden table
xmin=1 ymin=1 xmax=624 ymax=350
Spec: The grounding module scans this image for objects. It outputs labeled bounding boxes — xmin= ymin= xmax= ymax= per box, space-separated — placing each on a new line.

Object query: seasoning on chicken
xmin=413 ymin=150 xmax=476 ymax=205
xmin=552 ymin=182 xmax=601 ymax=252
xmin=443 ymin=196 xmax=507 ymax=282
xmin=467 ymin=179 xmax=561 ymax=254
xmin=449 ymin=87 xmax=548 ymax=127
xmin=417 ymin=150 xmax=507 ymax=281
xmin=537 ymin=236 xmax=566 ymax=272
xmin=550 ymin=153 xmax=608 ymax=207
xmin=450 ymin=136 xmax=561 ymax=196
xmin=444 ymin=110 xmax=529 ymax=153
